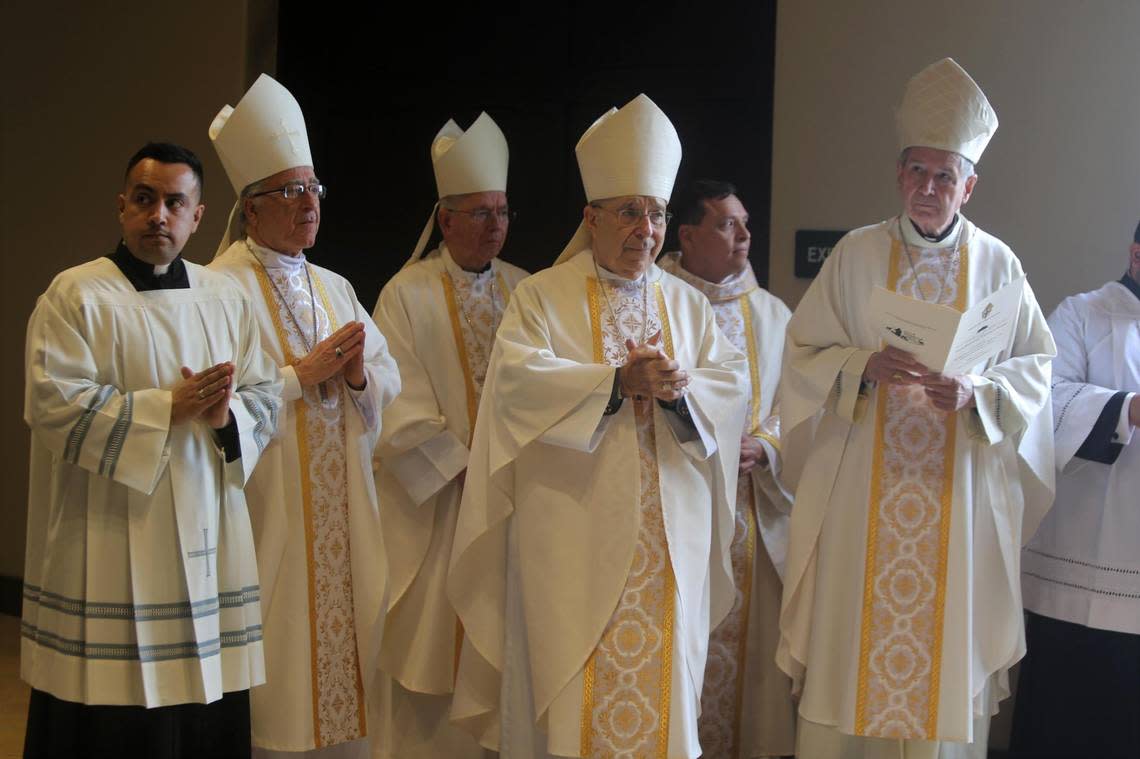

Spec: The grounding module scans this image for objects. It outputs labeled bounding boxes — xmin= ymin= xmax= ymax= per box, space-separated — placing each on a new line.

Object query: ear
xmin=1129 ymin=242 xmax=1140 ymax=271
xmin=960 ymin=174 xmax=978 ymax=205
xmin=678 ymin=223 xmax=695 ymax=251
xmin=438 ymin=206 xmax=453 ymax=236
xmin=582 ymin=204 xmax=598 ymax=234
xmin=242 ymin=197 xmax=258 ymax=229
xmin=117 ymin=192 xmax=126 ymax=222
xmin=190 ymin=203 xmax=206 ymax=233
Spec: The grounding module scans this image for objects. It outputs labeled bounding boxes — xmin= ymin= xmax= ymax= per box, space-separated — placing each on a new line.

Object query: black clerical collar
xmin=910 ymin=215 xmax=959 ymax=243
xmin=1119 ymin=270 xmax=1140 ymax=302
xmin=108 ymin=241 xmax=189 ymax=291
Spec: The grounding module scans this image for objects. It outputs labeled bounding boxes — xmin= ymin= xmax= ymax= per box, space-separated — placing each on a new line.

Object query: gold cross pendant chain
xmin=247 ymin=242 xmax=329 ymax=401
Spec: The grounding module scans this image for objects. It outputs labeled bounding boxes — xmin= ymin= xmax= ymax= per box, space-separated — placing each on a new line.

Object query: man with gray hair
xmin=371 ymin=112 xmax=527 ymax=759
xmin=450 ymin=94 xmax=747 ymax=758
xmin=778 ymin=58 xmax=1055 ymax=758
xmin=208 ymin=74 xmax=401 ymax=758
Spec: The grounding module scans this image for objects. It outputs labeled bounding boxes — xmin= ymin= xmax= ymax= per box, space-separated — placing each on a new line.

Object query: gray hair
xmin=898 ymin=147 xmax=975 ymax=179
xmin=237 ymin=177 xmax=272 ymax=237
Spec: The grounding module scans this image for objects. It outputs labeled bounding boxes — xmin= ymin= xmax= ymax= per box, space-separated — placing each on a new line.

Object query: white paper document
xmin=867 ymin=276 xmax=1024 ymax=375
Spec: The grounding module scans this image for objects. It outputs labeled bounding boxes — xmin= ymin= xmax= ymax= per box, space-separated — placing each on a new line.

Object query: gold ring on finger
xmin=892 ymin=372 xmax=903 ymax=381
xmin=335 ymin=346 xmax=343 ymax=358
xmin=197 ymin=388 xmax=206 ymax=400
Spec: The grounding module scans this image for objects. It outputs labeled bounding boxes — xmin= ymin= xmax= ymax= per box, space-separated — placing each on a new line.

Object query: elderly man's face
xmin=439 ymin=191 xmax=509 ymax=272
xmin=679 ymin=194 xmax=751 ymax=283
xmin=244 ymin=166 xmax=321 ymax=255
xmin=897 ymin=147 xmax=977 ymax=236
xmin=118 ymin=159 xmax=204 ymax=265
xmin=585 ymin=195 xmax=668 ymax=280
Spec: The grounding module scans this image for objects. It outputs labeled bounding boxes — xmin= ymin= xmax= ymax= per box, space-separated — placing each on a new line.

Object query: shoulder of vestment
xmin=1061 ymin=280 xmax=1140 ymax=320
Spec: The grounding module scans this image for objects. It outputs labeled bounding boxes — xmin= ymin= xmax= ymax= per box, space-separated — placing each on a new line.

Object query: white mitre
xmin=207 ymin=73 xmax=313 ymax=257
xmin=555 ymin=93 xmax=682 ymax=265
xmin=896 ymin=57 xmax=998 ymax=164
xmin=404 ymin=112 xmax=509 ymax=268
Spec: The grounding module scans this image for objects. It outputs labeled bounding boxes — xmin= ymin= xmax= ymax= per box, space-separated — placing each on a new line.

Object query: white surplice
xmin=448 ymin=250 xmax=747 ymax=758
xmin=22 ymin=256 xmax=280 ymax=707
xmin=1022 ymin=279 xmax=1140 ymax=634
xmin=658 ymin=251 xmax=796 ymax=758
xmin=371 ymin=245 xmax=528 ymax=759
xmin=210 ymin=240 xmax=400 ymax=753
xmin=778 ymin=216 xmax=1055 ymax=755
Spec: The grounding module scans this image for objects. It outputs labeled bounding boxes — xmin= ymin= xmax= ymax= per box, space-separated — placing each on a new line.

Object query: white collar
xmin=244 ymin=237 xmax=308 ymax=270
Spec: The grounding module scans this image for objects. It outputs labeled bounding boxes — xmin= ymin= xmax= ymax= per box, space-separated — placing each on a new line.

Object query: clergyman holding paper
xmin=777 ymin=58 xmax=1056 ymax=759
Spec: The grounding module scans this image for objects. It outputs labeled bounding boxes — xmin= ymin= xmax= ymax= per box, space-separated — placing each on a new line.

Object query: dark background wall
xmin=276 ymin=2 xmax=778 ymax=311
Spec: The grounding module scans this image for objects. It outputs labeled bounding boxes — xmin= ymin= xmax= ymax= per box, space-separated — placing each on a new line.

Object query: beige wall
xmin=769 ymin=1 xmax=1140 ymax=313
xmin=0 ymin=2 xmax=277 ymax=578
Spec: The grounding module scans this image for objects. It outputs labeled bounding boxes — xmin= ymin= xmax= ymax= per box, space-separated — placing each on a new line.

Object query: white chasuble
xmin=22 ymin=258 xmax=280 ymax=707
xmin=1022 ymin=280 xmax=1140 ymax=634
xmin=658 ymin=252 xmax=796 ymax=758
xmin=448 ymin=251 xmax=747 ymax=759
xmin=210 ymin=240 xmax=400 ymax=752
xmin=576 ymin=268 xmax=674 ymax=758
xmin=371 ymin=246 xmax=526 ymax=759
xmin=777 ymin=216 xmax=1055 ymax=748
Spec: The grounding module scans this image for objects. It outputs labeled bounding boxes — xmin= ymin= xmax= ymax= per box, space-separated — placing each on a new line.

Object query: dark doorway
xmin=277 ymin=2 xmax=777 ymax=309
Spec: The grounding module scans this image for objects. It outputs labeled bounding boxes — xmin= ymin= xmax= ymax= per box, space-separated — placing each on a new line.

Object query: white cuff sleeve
xmin=1115 ymin=392 xmax=1136 ymax=446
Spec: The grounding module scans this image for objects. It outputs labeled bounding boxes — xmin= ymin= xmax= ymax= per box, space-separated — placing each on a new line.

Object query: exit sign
xmin=795 ymin=230 xmax=846 ymax=278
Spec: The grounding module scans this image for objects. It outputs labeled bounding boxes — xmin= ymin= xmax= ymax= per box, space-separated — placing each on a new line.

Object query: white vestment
xmin=22 ymin=256 xmax=280 ymax=707
xmin=1022 ymin=279 xmax=1140 ymax=634
xmin=371 ymin=245 xmax=528 ymax=759
xmin=778 ymin=216 xmax=1055 ymax=756
xmin=658 ymin=252 xmax=796 ymax=758
xmin=449 ymin=250 xmax=747 ymax=758
xmin=210 ymin=240 xmax=400 ymax=753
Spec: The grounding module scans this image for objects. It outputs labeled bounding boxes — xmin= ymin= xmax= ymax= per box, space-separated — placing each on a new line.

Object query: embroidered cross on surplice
xmin=187 ymin=527 xmax=217 ymax=578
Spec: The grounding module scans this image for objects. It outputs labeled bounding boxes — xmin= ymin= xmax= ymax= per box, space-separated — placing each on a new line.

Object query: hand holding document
xmin=867 ymin=276 xmax=1024 ymax=376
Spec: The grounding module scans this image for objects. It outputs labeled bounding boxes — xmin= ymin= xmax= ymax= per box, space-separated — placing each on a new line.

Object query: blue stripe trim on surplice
xmin=98 ymin=391 xmax=133 ymax=478
xmin=241 ymin=394 xmax=274 ymax=454
xmin=64 ymin=385 xmax=115 ymax=464
xmin=21 ymin=621 xmax=263 ymax=662
xmin=23 ymin=583 xmax=260 ymax=621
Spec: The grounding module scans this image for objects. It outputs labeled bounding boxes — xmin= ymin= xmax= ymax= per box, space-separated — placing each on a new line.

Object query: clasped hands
xmin=863 ymin=345 xmax=975 ymax=413
xmin=294 ymin=321 xmax=367 ymax=390
xmin=171 ymin=362 xmax=234 ymax=429
xmin=620 ymin=337 xmax=689 ymax=403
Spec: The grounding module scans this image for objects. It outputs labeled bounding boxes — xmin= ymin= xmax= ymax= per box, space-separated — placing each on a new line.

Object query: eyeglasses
xmin=447 ymin=208 xmax=516 ymax=224
xmin=248 ymin=181 xmax=327 ymax=200
xmin=591 ymin=204 xmax=672 ymax=228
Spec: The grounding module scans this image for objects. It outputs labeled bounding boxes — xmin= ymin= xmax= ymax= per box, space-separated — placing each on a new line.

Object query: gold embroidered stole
xmin=440 ymin=270 xmax=513 ymax=446
xmin=440 ymin=268 xmax=513 ymax=677
xmin=854 ymin=238 xmax=968 ymax=740
xmin=251 ymin=262 xmax=366 ymax=746
xmin=698 ymin=293 xmax=761 ymax=756
xmin=580 ymin=278 xmax=676 ymax=758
